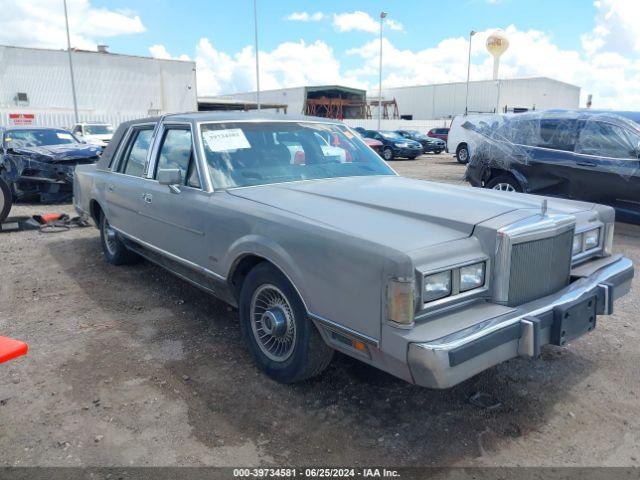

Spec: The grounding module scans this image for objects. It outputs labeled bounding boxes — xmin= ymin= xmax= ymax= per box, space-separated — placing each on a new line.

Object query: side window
xmin=576 ymin=122 xmax=640 ymax=159
xmin=156 ymin=127 xmax=200 ymax=188
xmin=537 ymin=119 xmax=577 ymax=151
xmin=120 ymin=128 xmax=153 ymax=176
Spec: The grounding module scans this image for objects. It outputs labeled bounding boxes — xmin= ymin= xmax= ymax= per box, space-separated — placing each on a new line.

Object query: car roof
xmin=129 ymin=111 xmax=343 ymax=125
xmin=3 ymin=126 xmax=69 ymax=131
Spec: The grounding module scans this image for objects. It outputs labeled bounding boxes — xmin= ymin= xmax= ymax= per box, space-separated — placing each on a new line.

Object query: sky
xmin=1 ymin=0 xmax=640 ymax=109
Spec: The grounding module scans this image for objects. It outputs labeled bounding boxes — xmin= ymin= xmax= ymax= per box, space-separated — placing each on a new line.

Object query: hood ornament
xmin=541 ymin=199 xmax=548 ymax=217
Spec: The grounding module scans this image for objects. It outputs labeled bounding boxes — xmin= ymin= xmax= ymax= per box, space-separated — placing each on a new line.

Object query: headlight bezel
xmin=572 ymin=225 xmax=606 ymax=264
xmin=419 ymin=260 xmax=489 ymax=309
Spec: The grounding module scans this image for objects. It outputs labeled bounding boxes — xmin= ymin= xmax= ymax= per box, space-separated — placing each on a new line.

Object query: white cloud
xmin=285 ymin=12 xmax=325 ymax=22
xmin=195 ymin=38 xmax=365 ymax=96
xmin=0 ymin=0 xmax=145 ymax=50
xmin=332 ymin=11 xmax=403 ymax=34
xmin=582 ymin=0 xmax=640 ymax=55
xmin=149 ymin=44 xmax=191 ymax=61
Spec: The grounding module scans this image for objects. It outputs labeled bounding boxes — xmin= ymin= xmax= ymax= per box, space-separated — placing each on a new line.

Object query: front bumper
xmin=407 ymin=255 xmax=634 ymax=388
xmin=395 ymin=146 xmax=423 ymax=157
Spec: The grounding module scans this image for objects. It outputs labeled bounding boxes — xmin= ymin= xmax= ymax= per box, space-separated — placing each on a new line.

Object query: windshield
xmin=84 ymin=125 xmax=114 ymax=135
xmin=407 ymin=130 xmax=428 ymax=139
xmin=200 ymin=122 xmax=395 ymax=189
xmin=5 ymin=129 xmax=79 ymax=148
xmin=380 ymin=131 xmax=404 ymax=140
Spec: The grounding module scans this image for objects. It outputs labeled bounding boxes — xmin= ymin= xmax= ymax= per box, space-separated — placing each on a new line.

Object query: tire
xmin=382 ymin=147 xmax=394 ymax=161
xmin=99 ymin=214 xmax=139 ymax=265
xmin=434 ymin=150 xmax=443 ymax=155
xmin=0 ymin=176 xmax=12 ymax=224
xmin=485 ymin=174 xmax=523 ymax=193
xmin=456 ymin=144 xmax=470 ymax=164
xmin=239 ymin=262 xmax=334 ymax=384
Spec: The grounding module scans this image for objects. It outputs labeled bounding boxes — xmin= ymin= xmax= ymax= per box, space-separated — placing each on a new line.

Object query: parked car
xmin=448 ymin=114 xmax=495 ymax=163
xmin=0 ymin=126 xmax=102 ymax=223
xmin=428 ymin=127 xmax=450 ymax=143
xmin=74 ymin=112 xmax=633 ymax=388
xmin=362 ymin=130 xmax=423 ymax=160
xmin=72 ymin=123 xmax=114 ymax=147
xmin=395 ymin=130 xmax=445 ymax=154
xmin=465 ymin=110 xmax=640 ymax=224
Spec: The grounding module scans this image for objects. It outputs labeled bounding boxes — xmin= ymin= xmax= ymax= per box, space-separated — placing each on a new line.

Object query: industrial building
xmin=217 ymin=77 xmax=580 ymax=121
xmin=210 ymin=85 xmax=370 ymax=119
xmin=0 ymin=44 xmax=198 ymax=127
xmin=379 ymin=77 xmax=581 ymax=120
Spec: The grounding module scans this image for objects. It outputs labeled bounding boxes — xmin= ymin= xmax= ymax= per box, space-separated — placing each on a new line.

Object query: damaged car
xmin=0 ymin=127 xmax=102 ymax=222
xmin=465 ymin=111 xmax=640 ymax=224
xmin=74 ymin=112 xmax=633 ymax=388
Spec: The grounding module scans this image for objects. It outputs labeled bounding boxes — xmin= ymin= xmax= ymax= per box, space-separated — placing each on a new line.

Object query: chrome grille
xmin=507 ymin=229 xmax=573 ymax=306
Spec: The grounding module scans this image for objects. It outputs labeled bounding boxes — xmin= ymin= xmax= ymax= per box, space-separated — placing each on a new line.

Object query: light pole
xmin=253 ymin=0 xmax=261 ymax=110
xmin=464 ymin=30 xmax=476 ymax=116
xmin=63 ymin=0 xmax=79 ymax=124
xmin=377 ymin=11 xmax=387 ymax=130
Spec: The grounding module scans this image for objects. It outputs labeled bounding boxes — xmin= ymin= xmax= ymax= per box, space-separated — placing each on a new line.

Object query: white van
xmin=447 ymin=114 xmax=496 ymax=164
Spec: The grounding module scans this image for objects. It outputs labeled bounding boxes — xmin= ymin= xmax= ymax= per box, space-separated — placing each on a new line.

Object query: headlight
xmin=387 ymin=278 xmax=415 ymax=327
xmin=394 ymin=142 xmax=408 ymax=148
xmin=460 ymin=262 xmax=485 ymax=292
xmin=572 ymin=233 xmax=583 ymax=255
xmin=423 ymin=271 xmax=451 ymax=302
xmin=583 ymin=228 xmax=600 ymax=250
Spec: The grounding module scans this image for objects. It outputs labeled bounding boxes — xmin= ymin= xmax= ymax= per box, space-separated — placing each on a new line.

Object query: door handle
xmin=107 ymin=184 xmax=115 ymax=192
xmin=576 ymin=161 xmax=597 ymax=167
xmin=142 ymin=193 xmax=153 ymax=204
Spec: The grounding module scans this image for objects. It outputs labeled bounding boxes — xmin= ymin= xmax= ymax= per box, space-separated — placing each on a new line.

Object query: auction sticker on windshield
xmin=56 ymin=133 xmax=73 ymax=140
xmin=203 ymin=128 xmax=251 ymax=152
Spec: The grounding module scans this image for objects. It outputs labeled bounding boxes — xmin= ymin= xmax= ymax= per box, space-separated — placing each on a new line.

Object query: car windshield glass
xmin=5 ymin=129 xmax=78 ymax=147
xmin=380 ymin=131 xmax=404 ymax=140
xmin=84 ymin=125 xmax=113 ymax=135
xmin=407 ymin=130 xmax=428 ymax=139
xmin=200 ymin=122 xmax=396 ymax=189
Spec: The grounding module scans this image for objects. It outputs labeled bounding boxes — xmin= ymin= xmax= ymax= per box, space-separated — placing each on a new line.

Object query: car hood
xmin=228 ymin=175 xmax=594 ymax=252
xmin=9 ymin=144 xmax=102 ymax=163
xmin=84 ymin=134 xmax=113 ymax=141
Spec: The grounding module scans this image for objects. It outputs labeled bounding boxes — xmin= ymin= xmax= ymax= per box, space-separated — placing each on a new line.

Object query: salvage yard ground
xmin=1 ymin=153 xmax=639 ymax=467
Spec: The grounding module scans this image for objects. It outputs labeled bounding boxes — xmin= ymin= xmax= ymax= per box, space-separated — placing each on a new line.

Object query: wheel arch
xmin=485 ymin=168 xmax=527 ymax=191
xmin=89 ymin=199 xmax=104 ymax=227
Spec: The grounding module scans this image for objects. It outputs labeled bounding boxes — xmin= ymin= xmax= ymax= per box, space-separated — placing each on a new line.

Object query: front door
xmin=139 ymin=124 xmax=211 ymax=266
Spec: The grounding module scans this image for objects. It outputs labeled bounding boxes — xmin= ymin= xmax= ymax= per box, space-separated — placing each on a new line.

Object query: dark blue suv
xmin=362 ymin=130 xmax=423 ymax=161
xmin=466 ymin=110 xmax=640 ymax=224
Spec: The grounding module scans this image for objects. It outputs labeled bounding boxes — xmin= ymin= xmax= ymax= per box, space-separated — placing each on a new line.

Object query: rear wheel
xmin=239 ymin=263 xmax=333 ymax=383
xmin=99 ymin=214 xmax=139 ymax=265
xmin=456 ymin=144 xmax=469 ymax=164
xmin=485 ymin=175 xmax=522 ymax=193
xmin=382 ymin=147 xmax=394 ymax=161
xmin=0 ymin=176 xmax=11 ymax=224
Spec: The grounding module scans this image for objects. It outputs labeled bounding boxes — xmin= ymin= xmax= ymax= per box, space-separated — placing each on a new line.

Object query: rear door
xmin=105 ymin=125 xmax=155 ymax=239
xmin=139 ymin=123 xmax=211 ymax=266
xmin=573 ymin=120 xmax=640 ymax=207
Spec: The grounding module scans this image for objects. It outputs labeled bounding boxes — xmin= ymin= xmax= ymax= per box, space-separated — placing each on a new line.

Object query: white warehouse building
xmin=0 ymin=44 xmax=198 ymax=127
xmin=380 ymin=77 xmax=581 ymax=120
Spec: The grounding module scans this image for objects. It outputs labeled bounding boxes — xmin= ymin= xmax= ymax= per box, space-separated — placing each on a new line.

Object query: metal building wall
xmin=382 ymin=77 xmax=580 ymax=119
xmin=218 ymin=87 xmax=307 ymax=115
xmin=0 ymin=45 xmax=197 ymax=127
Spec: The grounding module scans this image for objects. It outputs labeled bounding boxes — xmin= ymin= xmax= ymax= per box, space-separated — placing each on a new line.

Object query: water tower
xmin=486 ymin=31 xmax=509 ymax=80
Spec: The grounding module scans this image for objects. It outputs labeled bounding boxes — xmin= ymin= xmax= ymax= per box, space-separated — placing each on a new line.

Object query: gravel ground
xmin=0 ymin=153 xmax=639 ymax=467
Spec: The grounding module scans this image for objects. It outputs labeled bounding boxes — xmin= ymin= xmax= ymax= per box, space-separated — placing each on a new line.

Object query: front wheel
xmin=239 ymin=263 xmax=333 ymax=383
xmin=382 ymin=147 xmax=394 ymax=161
xmin=456 ymin=144 xmax=469 ymax=164
xmin=485 ymin=175 xmax=522 ymax=193
xmin=0 ymin=176 xmax=12 ymax=224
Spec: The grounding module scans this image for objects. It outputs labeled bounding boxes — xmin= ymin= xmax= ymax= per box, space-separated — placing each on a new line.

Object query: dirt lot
xmin=1 ymin=153 xmax=639 ymax=467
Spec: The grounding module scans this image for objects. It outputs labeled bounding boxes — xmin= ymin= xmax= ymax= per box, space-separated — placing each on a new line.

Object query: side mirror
xmin=157 ymin=168 xmax=182 ymax=193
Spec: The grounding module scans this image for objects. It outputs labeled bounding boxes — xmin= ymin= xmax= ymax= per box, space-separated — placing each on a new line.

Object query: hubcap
xmin=384 ymin=149 xmax=393 ymax=160
xmin=250 ymin=284 xmax=296 ymax=362
xmin=459 ymin=148 xmax=468 ymax=161
xmin=103 ymin=218 xmax=118 ymax=255
xmin=492 ymin=182 xmax=516 ymax=192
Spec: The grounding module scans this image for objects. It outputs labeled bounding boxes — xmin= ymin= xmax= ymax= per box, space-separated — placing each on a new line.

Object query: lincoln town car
xmin=73 ymin=112 xmax=634 ymax=388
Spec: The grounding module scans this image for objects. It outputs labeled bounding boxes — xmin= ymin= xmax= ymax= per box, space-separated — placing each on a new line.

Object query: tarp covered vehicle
xmin=0 ymin=127 xmax=102 ymax=223
xmin=464 ymin=110 xmax=640 ymax=224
